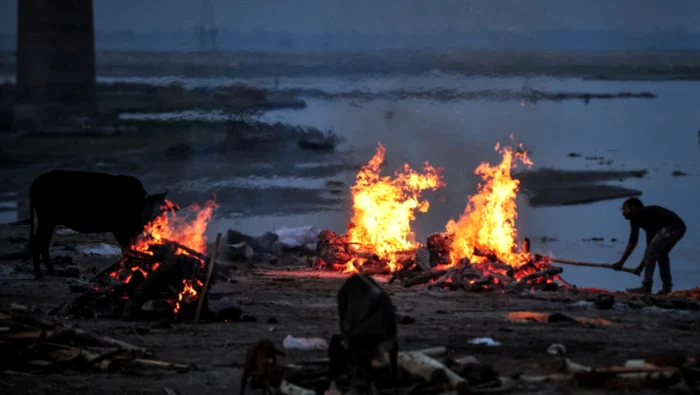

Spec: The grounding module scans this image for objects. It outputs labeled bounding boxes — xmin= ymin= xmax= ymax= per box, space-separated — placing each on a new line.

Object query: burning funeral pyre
xmin=68 ymin=198 xmax=221 ymax=321
xmin=316 ymin=140 xmax=567 ymax=292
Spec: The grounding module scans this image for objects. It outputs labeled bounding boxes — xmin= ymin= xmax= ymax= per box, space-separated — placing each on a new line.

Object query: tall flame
xmin=347 ymin=143 xmax=445 ymax=271
xmin=133 ymin=199 xmax=217 ymax=255
xmin=445 ymin=142 xmax=532 ymax=267
xmin=113 ymin=197 xmax=217 ymax=314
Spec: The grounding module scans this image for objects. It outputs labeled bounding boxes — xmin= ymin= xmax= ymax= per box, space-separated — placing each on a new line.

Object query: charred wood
xmin=401 ymin=270 xmax=448 ymax=288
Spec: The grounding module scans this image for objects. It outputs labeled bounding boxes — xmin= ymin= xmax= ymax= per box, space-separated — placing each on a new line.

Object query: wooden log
xmin=399 ymin=351 xmax=469 ymax=394
xmin=513 ymin=267 xmax=563 ymax=286
xmin=553 ymin=275 xmax=573 ymax=290
xmin=428 ymin=268 xmax=458 ymax=290
xmin=7 ymin=309 xmax=58 ymax=330
xmin=414 ymin=247 xmax=432 ymax=271
xmin=71 ymin=327 xmax=148 ymax=354
xmin=85 ymin=347 xmax=125 ymax=366
xmin=489 ymin=272 xmax=512 ymax=285
xmin=124 ymin=249 xmax=154 ymax=259
xmin=161 ymin=239 xmax=209 ymax=261
xmin=0 ymin=330 xmax=54 ymax=340
xmin=484 ymin=262 xmax=514 ymax=272
xmin=79 ymin=349 xmax=114 ymax=372
xmin=128 ymin=358 xmax=193 ymax=371
xmin=464 ymin=275 xmax=496 ymax=292
xmin=194 ymin=233 xmax=222 ymax=324
xmin=388 ymin=259 xmax=416 ymax=284
xmin=402 ymin=270 xmax=448 ymax=288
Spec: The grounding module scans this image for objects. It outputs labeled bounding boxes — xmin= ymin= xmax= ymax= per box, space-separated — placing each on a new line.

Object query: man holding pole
xmin=612 ymin=197 xmax=687 ymax=294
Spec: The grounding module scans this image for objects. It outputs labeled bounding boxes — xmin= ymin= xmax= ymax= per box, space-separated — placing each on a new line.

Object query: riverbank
xmin=1 ymin=223 xmax=699 ymax=394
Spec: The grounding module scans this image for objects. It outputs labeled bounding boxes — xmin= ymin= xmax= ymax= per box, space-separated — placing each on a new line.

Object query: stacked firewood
xmin=0 ymin=304 xmax=192 ymax=374
xmin=67 ymin=240 xmax=210 ymax=321
xmin=394 ymin=254 xmax=562 ymax=292
xmin=391 ymin=235 xmax=564 ymax=292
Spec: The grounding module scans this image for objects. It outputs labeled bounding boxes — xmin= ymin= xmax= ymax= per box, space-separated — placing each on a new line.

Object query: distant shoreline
xmin=3 ymin=49 xmax=700 ymax=81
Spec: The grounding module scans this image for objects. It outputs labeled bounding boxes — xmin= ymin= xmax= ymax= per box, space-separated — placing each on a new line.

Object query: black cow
xmin=332 ymin=273 xmax=399 ymax=395
xmin=29 ymin=170 xmax=170 ymax=279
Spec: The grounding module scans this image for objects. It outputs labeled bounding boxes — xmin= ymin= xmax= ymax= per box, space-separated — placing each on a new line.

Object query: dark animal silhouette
xmin=332 ymin=273 xmax=399 ymax=395
xmin=29 ymin=170 xmax=170 ymax=279
xmin=240 ymin=339 xmax=286 ymax=395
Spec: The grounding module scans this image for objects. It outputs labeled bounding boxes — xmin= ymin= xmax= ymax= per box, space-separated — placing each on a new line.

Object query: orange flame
xmin=111 ymin=197 xmax=217 ymax=314
xmin=445 ymin=142 xmax=532 ymax=268
xmin=133 ymin=198 xmax=217 ymax=255
xmin=347 ymin=143 xmax=445 ymax=271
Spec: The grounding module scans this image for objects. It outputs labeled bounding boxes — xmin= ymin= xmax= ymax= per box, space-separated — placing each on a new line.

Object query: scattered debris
xmin=0 ymin=304 xmax=194 ymax=374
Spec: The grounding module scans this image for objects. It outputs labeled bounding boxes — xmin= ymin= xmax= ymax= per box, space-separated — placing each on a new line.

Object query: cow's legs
xmin=34 ymin=222 xmax=56 ymax=278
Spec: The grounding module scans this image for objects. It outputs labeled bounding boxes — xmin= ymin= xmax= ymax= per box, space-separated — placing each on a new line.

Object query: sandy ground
xmin=1 ymin=223 xmax=699 ymax=395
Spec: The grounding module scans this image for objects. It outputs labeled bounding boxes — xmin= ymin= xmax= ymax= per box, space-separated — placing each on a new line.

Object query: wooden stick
xmin=161 ymin=238 xmax=209 ymax=261
xmin=71 ymin=327 xmax=148 ymax=354
xmin=553 ymin=275 xmax=573 ymax=290
xmin=194 ymin=233 xmax=221 ymax=324
xmin=129 ymin=358 xmax=193 ymax=370
xmin=549 ymin=258 xmax=638 ymax=274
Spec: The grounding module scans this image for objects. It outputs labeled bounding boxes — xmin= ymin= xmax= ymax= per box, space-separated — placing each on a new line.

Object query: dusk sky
xmin=2 ymin=0 xmax=700 ymax=35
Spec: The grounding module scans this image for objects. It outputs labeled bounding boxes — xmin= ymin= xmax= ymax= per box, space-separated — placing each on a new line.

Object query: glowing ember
xmin=444 ymin=141 xmax=533 ymax=269
xmin=346 ymin=143 xmax=445 ymax=271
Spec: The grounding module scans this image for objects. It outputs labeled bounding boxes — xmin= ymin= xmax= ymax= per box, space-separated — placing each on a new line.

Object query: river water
xmin=212 ymin=74 xmax=700 ymax=292
xmin=5 ymin=73 xmax=699 ymax=291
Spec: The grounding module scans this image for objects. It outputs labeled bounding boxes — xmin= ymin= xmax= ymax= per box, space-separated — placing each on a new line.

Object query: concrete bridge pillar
xmin=14 ymin=0 xmax=96 ymax=131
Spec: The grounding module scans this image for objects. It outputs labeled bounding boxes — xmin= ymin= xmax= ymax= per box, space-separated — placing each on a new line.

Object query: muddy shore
xmin=1 ymin=223 xmax=699 ymax=394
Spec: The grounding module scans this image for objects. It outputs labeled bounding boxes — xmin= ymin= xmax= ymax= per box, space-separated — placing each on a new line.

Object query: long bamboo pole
xmin=549 ymin=258 xmax=638 ymax=275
